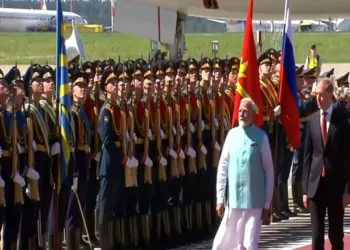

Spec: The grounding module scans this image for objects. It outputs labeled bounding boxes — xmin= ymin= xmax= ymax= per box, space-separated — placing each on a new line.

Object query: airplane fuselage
xmin=0 ymin=8 xmax=85 ymax=32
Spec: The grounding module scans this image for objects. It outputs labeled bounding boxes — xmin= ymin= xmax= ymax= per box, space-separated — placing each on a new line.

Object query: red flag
xmin=232 ymin=0 xmax=263 ymax=127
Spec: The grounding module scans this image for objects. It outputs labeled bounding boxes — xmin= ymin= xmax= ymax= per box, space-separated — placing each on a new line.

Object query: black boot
xmin=66 ymin=229 xmax=77 ymax=250
xmin=99 ymin=222 xmax=113 ymax=250
xmin=48 ymin=234 xmax=54 ymax=250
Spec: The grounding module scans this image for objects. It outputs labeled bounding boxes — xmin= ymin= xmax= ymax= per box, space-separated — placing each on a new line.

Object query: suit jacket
xmin=302 ymin=106 xmax=350 ymax=198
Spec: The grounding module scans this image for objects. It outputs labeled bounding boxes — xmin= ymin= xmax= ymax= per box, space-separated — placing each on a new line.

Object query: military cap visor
xmin=72 ymin=77 xmax=87 ymax=86
xmin=303 ymin=68 xmax=317 ymax=78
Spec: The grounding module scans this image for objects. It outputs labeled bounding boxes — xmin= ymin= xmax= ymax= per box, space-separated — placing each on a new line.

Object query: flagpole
xmin=55 ymin=1 xmax=61 ymax=249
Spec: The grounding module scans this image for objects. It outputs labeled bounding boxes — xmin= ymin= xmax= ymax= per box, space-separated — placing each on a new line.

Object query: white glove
xmin=32 ymin=140 xmax=37 ymax=152
xmin=126 ymin=132 xmax=130 ymax=141
xmin=160 ymin=129 xmax=164 ymax=139
xmin=145 ymin=156 xmax=153 ymax=167
xmin=274 ymin=105 xmax=281 ymax=117
xmin=214 ymin=141 xmax=221 ymax=151
xmin=71 ymin=177 xmax=78 ymax=191
xmin=187 ymin=147 xmax=196 ymax=158
xmin=0 ymin=146 xmax=2 ymax=158
xmin=311 ymin=81 xmax=317 ymax=92
xmin=148 ymin=129 xmax=152 ymax=138
xmin=224 ymin=118 xmax=228 ymax=128
xmin=200 ymin=144 xmax=207 ymax=155
xmin=189 ymin=123 xmax=195 ymax=133
xmin=94 ymin=152 xmax=101 ymax=162
xmin=17 ymin=142 xmax=22 ymax=154
xmin=180 ymin=126 xmax=184 ymax=136
xmin=126 ymin=158 xmax=133 ymax=167
xmin=26 ymin=168 xmax=40 ymax=181
xmin=200 ymin=120 xmax=205 ymax=131
xmin=130 ymin=156 xmax=139 ymax=168
xmin=51 ymin=142 xmax=60 ymax=156
xmin=132 ymin=133 xmax=137 ymax=143
xmin=214 ymin=118 xmax=219 ymax=128
xmin=169 ymin=148 xmax=178 ymax=159
xmin=13 ymin=172 xmax=25 ymax=187
xmin=26 ymin=186 xmax=30 ymax=195
xmin=172 ymin=126 xmax=176 ymax=136
xmin=178 ymin=149 xmax=185 ymax=159
xmin=0 ymin=176 xmax=5 ymax=188
xmin=160 ymin=156 xmax=167 ymax=166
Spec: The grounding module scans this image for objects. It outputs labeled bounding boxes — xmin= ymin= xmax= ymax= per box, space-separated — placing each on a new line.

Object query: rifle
xmin=93 ymin=71 xmax=100 ymax=178
xmin=210 ymin=74 xmax=220 ymax=167
xmin=26 ymin=65 xmax=40 ymax=201
xmin=156 ymin=80 xmax=166 ymax=181
xmin=121 ymin=63 xmax=134 ymax=187
xmin=197 ymin=84 xmax=206 ymax=170
xmin=128 ymin=68 xmax=138 ymax=187
xmin=219 ymin=66 xmax=227 ymax=147
xmin=143 ymin=75 xmax=152 ymax=184
xmin=12 ymin=75 xmax=24 ymax=205
xmin=175 ymin=79 xmax=184 ymax=176
xmin=168 ymin=78 xmax=178 ymax=179
xmin=186 ymin=78 xmax=196 ymax=174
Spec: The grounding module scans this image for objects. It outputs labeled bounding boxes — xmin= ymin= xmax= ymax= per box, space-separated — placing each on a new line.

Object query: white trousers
xmin=212 ymin=208 xmax=263 ymax=250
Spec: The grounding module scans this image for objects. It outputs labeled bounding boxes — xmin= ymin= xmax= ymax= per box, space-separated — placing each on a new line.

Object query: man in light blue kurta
xmin=212 ymin=98 xmax=274 ymax=250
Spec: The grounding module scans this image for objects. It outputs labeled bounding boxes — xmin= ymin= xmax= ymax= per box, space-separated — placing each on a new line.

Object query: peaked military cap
xmin=81 ymin=61 xmax=95 ymax=76
xmin=277 ymin=50 xmax=282 ymax=63
xmin=143 ymin=63 xmax=153 ymax=78
xmin=153 ymin=62 xmax=165 ymax=76
xmin=109 ymin=58 xmax=116 ymax=67
xmin=92 ymin=60 xmax=103 ymax=74
xmin=23 ymin=64 xmax=42 ymax=94
xmin=5 ymin=66 xmax=23 ymax=87
xmin=187 ymin=58 xmax=198 ymax=70
xmin=212 ymin=57 xmax=223 ymax=70
xmin=200 ymin=57 xmax=212 ymax=69
xmin=229 ymin=57 xmax=240 ymax=70
xmin=258 ymin=51 xmax=272 ymax=65
xmin=266 ymin=48 xmax=278 ymax=62
xmin=163 ymin=61 xmax=175 ymax=75
xmin=174 ymin=60 xmax=187 ymax=75
xmin=320 ymin=68 xmax=334 ymax=78
xmin=135 ymin=58 xmax=147 ymax=66
xmin=296 ymin=65 xmax=304 ymax=77
xmin=102 ymin=59 xmax=111 ymax=70
xmin=336 ymin=72 xmax=349 ymax=87
xmin=132 ymin=60 xmax=144 ymax=77
xmin=41 ymin=65 xmax=55 ymax=80
xmin=303 ymin=67 xmax=317 ymax=78
xmin=115 ymin=63 xmax=132 ymax=80
xmin=0 ymin=69 xmax=8 ymax=86
xmin=100 ymin=66 xmax=117 ymax=91
xmin=71 ymin=70 xmax=88 ymax=86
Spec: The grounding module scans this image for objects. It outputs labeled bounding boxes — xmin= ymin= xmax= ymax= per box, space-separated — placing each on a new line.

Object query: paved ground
xmin=0 ymin=63 xmax=350 ymax=78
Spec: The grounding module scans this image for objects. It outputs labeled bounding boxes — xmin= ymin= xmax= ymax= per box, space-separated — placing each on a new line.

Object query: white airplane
xmin=0 ymin=8 xmax=86 ymax=32
xmin=112 ymin=0 xmax=349 ymax=58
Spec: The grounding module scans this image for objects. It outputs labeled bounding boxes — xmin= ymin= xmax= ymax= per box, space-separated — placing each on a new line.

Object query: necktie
xmin=321 ymin=112 xmax=327 ymax=177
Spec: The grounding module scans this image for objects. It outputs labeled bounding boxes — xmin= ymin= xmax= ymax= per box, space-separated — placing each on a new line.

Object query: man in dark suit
xmin=303 ymin=78 xmax=350 ymax=250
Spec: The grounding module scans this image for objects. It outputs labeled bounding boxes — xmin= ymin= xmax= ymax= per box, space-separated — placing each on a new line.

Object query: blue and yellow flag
xmin=56 ymin=0 xmax=71 ymax=192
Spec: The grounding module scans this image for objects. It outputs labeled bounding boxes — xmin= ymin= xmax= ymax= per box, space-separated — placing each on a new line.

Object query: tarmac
xmin=0 ymin=63 xmax=349 ymax=77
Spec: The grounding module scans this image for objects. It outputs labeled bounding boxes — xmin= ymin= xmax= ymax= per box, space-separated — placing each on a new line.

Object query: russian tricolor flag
xmin=279 ymin=0 xmax=301 ymax=149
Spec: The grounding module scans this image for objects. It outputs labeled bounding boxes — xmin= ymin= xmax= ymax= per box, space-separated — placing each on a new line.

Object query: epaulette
xmin=105 ymin=103 xmax=111 ymax=110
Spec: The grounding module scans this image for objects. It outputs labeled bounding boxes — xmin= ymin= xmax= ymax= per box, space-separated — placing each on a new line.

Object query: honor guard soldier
xmin=150 ymin=61 xmax=171 ymax=248
xmin=133 ymin=62 xmax=154 ymax=249
xmin=224 ymin=57 xmax=240 ymax=117
xmin=197 ymin=57 xmax=211 ymax=237
xmin=118 ymin=61 xmax=140 ymax=249
xmin=65 ymin=70 xmax=91 ymax=249
xmin=258 ymin=51 xmax=281 ymax=222
xmin=267 ymin=48 xmax=280 ymax=90
xmin=3 ymin=67 xmax=27 ymax=249
xmin=22 ymin=65 xmax=49 ymax=250
xmin=82 ymin=61 xmax=102 ymax=247
xmin=336 ymin=72 xmax=350 ymax=109
xmin=97 ymin=66 xmax=134 ymax=250
xmin=209 ymin=57 xmax=223 ymax=229
xmin=92 ymin=60 xmax=105 ymax=102
xmin=163 ymin=60 xmax=183 ymax=246
xmin=302 ymin=67 xmax=318 ymax=95
xmin=291 ymin=65 xmax=317 ymax=214
xmin=0 ymin=69 xmax=8 ymax=237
